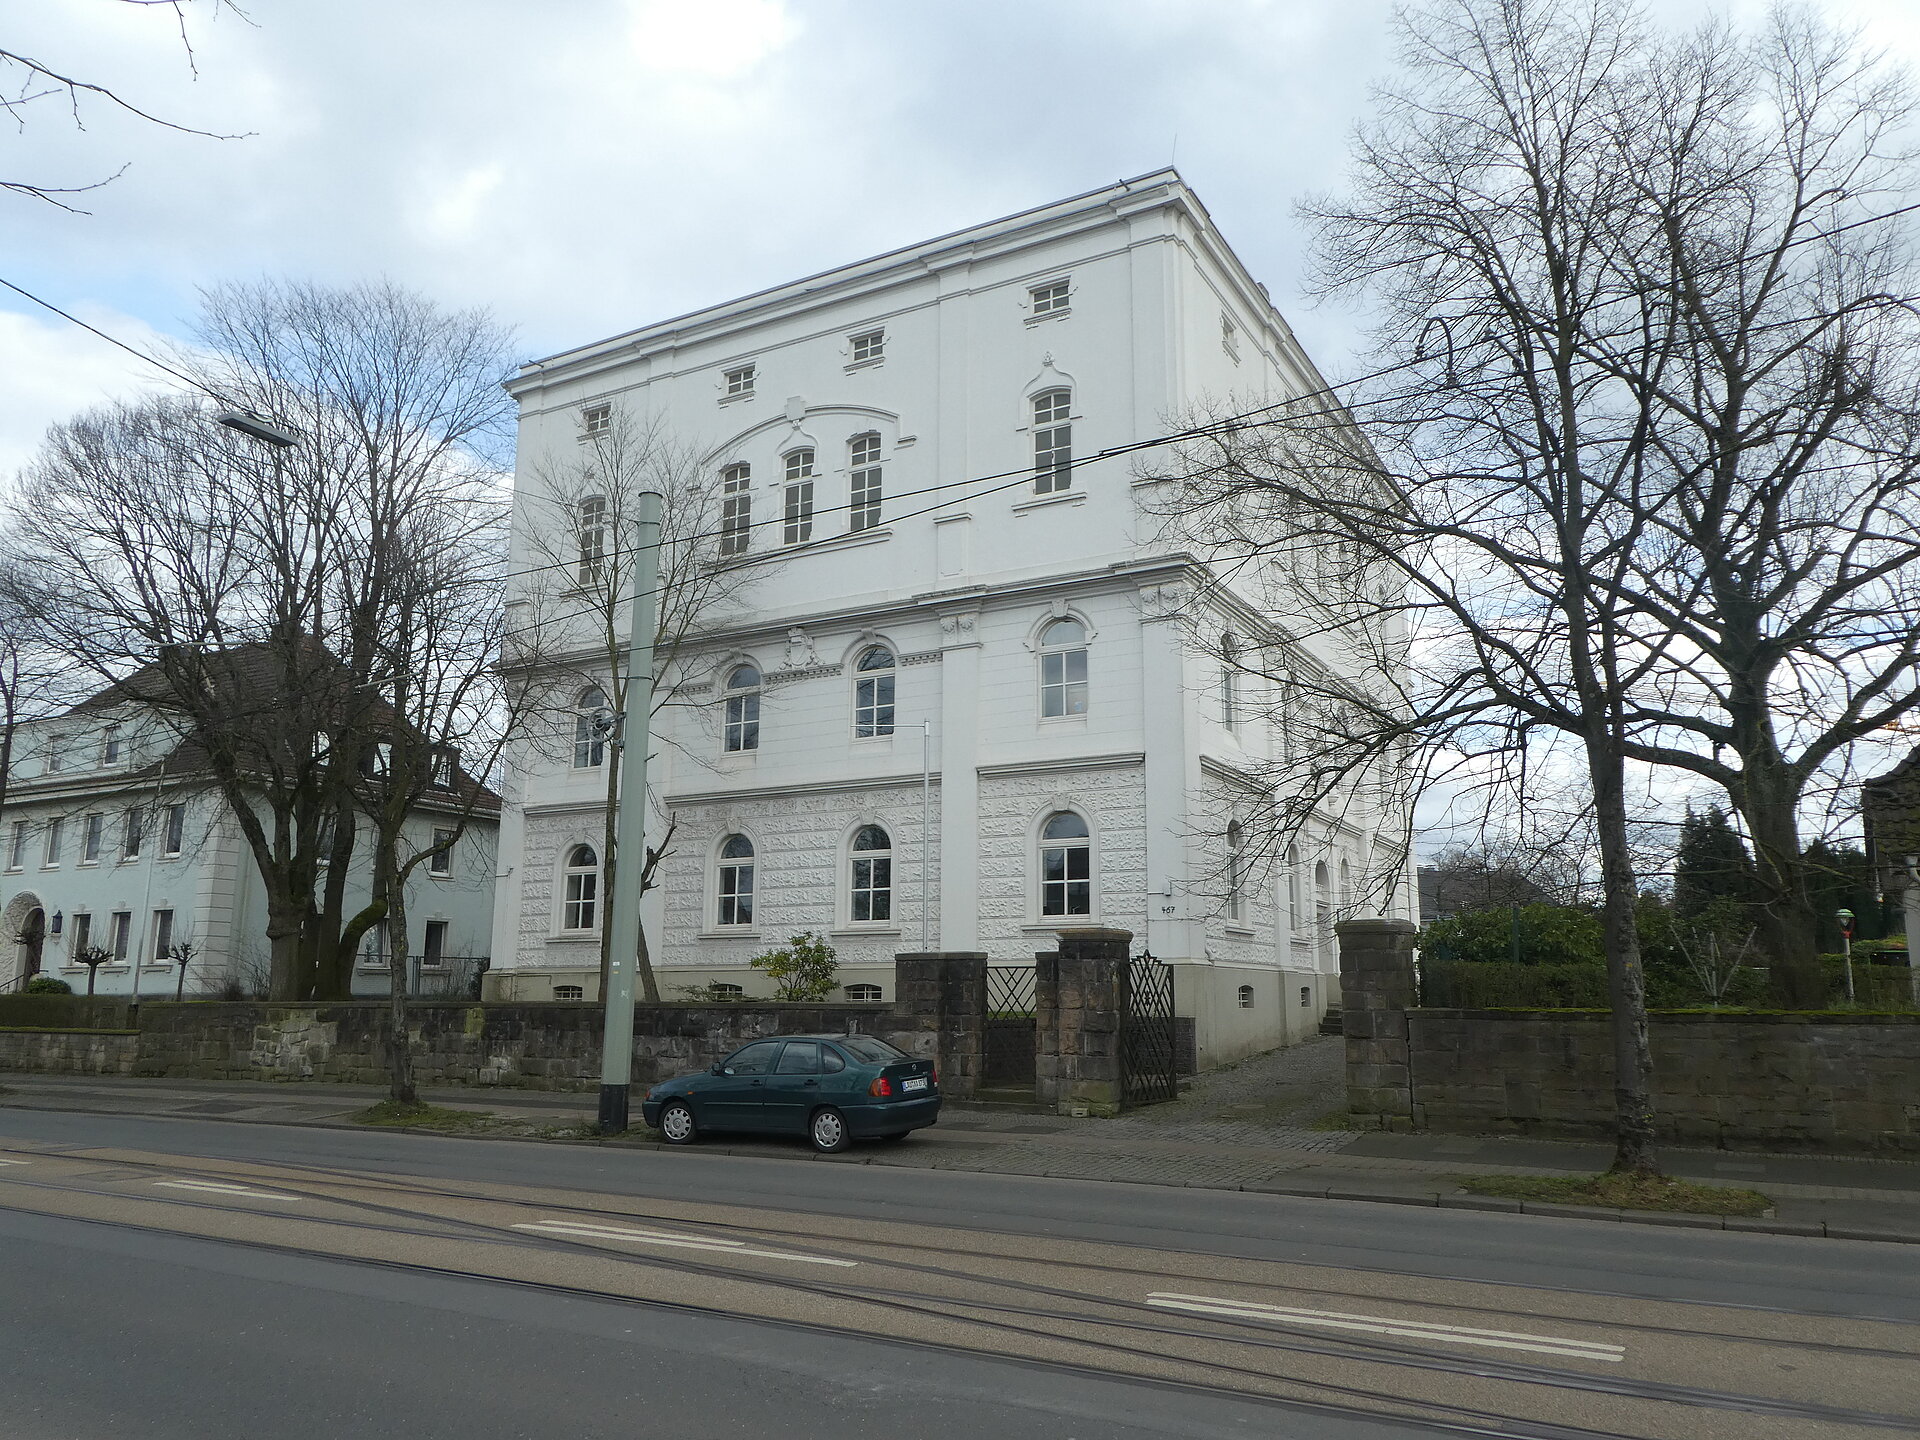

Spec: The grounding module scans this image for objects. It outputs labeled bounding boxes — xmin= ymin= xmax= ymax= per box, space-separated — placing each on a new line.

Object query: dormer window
xmin=850 ymin=330 xmax=885 ymax=364
xmin=724 ymin=364 xmax=756 ymax=399
xmin=1030 ymin=279 xmax=1070 ymax=316
xmin=101 ymin=728 xmax=123 ymax=765
xmin=582 ymin=402 xmax=612 ymax=436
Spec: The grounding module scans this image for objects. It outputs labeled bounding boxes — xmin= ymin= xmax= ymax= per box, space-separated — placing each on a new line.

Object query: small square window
xmin=1030 ymin=279 xmax=1070 ymax=315
xmin=724 ymin=364 xmax=756 ymax=398
xmin=850 ymin=330 xmax=884 ymax=364
xmin=582 ymin=403 xmax=612 ymax=435
xmin=1221 ymin=312 xmax=1240 ymax=360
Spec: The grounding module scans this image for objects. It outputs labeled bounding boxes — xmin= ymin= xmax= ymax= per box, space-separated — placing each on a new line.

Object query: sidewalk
xmin=4 ymin=1038 xmax=1916 ymax=1243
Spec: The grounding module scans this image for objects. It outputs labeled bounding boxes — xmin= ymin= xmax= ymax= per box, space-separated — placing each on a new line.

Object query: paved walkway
xmin=5 ymin=1038 xmax=1917 ymax=1242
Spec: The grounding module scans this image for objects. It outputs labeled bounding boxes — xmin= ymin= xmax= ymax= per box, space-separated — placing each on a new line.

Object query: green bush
xmin=749 ymin=931 xmax=838 ymax=1002
xmin=1419 ymin=904 xmax=1604 ymax=967
xmin=24 ymin=976 xmax=72 ymax=995
xmin=1421 ymin=960 xmax=1611 ymax=1008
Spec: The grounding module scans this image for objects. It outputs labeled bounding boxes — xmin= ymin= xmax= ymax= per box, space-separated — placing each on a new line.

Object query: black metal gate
xmin=983 ymin=964 xmax=1037 ymax=1093
xmin=1121 ymin=951 xmax=1178 ymax=1107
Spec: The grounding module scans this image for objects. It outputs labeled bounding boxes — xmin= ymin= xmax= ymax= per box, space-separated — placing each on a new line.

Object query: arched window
xmin=1285 ymin=843 xmax=1301 ymax=939
xmin=1314 ymin=860 xmax=1332 ymax=965
xmin=553 ymin=984 xmax=585 ymax=1002
xmin=1033 ymin=389 xmax=1072 ymax=493
xmin=1226 ymin=821 xmax=1247 ymax=922
xmin=853 ymin=646 xmax=895 ymax=738
xmin=1237 ymin=985 xmax=1255 ymax=1008
xmin=561 ymin=844 xmax=599 ymax=932
xmin=849 ymin=433 xmax=883 ymax=531
xmin=783 ymin=449 xmax=815 ymax=545
xmin=1038 ymin=617 xmax=1088 ymax=718
xmin=717 ymin=834 xmax=755 ymax=926
xmin=573 ymin=686 xmax=609 ymax=769
xmin=1039 ymin=811 xmax=1092 ymax=917
xmin=577 ymin=495 xmax=607 ymax=584
xmin=850 ymin=824 xmax=892 ymax=922
xmin=720 ymin=462 xmax=752 ymax=556
xmin=1221 ymin=634 xmax=1240 ymax=731
xmin=724 ymin=665 xmax=761 ymax=753
xmin=1339 ymin=858 xmax=1353 ymax=916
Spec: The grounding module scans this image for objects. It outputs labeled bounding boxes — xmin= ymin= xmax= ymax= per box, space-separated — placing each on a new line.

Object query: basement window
xmin=1237 ymin=985 xmax=1255 ymax=1008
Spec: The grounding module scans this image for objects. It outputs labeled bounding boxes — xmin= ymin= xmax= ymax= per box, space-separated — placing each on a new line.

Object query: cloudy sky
xmin=3 ymin=0 xmax=1917 ymax=483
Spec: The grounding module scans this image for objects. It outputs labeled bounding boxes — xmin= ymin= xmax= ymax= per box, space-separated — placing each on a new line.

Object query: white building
xmin=1 ymin=668 xmax=499 ymax=999
xmin=488 ymin=172 xmax=1414 ymax=1063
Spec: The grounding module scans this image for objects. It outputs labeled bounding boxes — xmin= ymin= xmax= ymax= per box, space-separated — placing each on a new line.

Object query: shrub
xmin=1419 ymin=904 xmax=1604 ymax=967
xmin=749 ymin=931 xmax=838 ymax=1002
xmin=24 ymin=975 xmax=72 ymax=995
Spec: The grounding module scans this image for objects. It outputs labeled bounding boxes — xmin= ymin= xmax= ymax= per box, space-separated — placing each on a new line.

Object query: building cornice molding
xmin=975 ymin=752 xmax=1145 ymax=780
xmin=666 ymin=771 xmax=943 ymax=809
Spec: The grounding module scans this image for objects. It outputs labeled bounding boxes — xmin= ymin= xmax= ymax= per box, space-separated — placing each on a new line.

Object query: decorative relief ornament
xmin=782 ymin=628 xmax=817 ymax=669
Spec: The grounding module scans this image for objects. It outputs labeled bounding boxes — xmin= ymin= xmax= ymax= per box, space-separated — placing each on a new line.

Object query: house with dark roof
xmin=1 ymin=664 xmax=499 ymax=998
xmin=1863 ymin=745 xmax=1920 ymax=955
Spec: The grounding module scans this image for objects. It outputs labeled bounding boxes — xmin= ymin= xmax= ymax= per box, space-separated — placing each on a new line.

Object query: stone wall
xmin=1407 ymin=1009 xmax=1920 ymax=1152
xmin=1337 ymin=921 xmax=1920 ymax=1151
xmin=0 ymin=1000 xmax=919 ymax=1091
xmin=0 ymin=1026 xmax=137 ymax=1076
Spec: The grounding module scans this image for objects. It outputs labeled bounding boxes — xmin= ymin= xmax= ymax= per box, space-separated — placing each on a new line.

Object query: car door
xmin=701 ymin=1040 xmax=784 ymax=1131
xmin=761 ymin=1040 xmax=824 ymax=1134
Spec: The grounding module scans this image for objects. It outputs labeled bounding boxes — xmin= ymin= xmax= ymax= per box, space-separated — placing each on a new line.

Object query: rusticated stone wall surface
xmin=1037 ymin=928 xmax=1129 ymax=1117
xmin=0 ymin=1026 xmax=137 ymax=1076
xmin=1336 ymin=918 xmax=1420 ymax=1127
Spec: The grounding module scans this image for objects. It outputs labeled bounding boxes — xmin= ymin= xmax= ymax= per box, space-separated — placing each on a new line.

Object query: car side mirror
xmin=712 ymin=1064 xmax=728 ymax=1075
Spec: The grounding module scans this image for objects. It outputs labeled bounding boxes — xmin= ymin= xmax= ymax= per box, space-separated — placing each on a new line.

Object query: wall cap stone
xmin=1335 ymin=918 xmax=1418 ymax=938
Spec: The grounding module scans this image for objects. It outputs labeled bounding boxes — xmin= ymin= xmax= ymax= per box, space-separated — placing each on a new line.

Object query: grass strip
xmin=1457 ymin=1171 xmax=1770 ymax=1216
xmin=351 ymin=1100 xmax=498 ymax=1132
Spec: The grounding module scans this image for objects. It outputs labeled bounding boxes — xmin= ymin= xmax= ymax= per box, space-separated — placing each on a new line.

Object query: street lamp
xmin=214 ymin=409 xmax=301 ymax=449
xmin=1836 ymin=907 xmax=1855 ymax=1004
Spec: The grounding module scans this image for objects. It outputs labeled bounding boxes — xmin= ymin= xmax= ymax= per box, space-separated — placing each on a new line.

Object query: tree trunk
xmin=86 ymin=966 xmax=97 ymax=997
xmin=1590 ymin=736 xmax=1659 ymax=1176
xmin=1741 ymin=776 xmax=1824 ymax=1008
xmin=385 ymin=880 xmax=417 ymax=1106
xmin=174 ymin=965 xmax=185 ymax=1002
xmin=636 ymin=920 xmax=661 ymax=1004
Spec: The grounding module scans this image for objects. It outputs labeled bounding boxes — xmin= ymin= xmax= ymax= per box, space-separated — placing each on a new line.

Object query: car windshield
xmin=837 ymin=1035 xmax=907 ymax=1064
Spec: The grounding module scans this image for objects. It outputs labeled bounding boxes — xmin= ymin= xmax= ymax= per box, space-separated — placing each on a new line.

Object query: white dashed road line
xmin=154 ymin=1179 xmax=304 ymax=1202
xmin=0 ymin=1158 xmax=32 ymax=1166
xmin=1146 ymin=1293 xmax=1625 ymax=1362
xmin=513 ymin=1220 xmax=858 ymax=1268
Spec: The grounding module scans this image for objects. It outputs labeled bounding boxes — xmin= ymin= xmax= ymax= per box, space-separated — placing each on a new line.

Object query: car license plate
xmin=902 ymin=1077 xmax=928 ymax=1093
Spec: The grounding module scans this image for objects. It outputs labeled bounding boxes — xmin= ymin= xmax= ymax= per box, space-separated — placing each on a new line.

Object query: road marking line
xmin=1146 ymin=1293 xmax=1624 ymax=1362
xmin=513 ymin=1220 xmax=857 ymax=1268
xmin=0 ymin=1158 xmax=31 ymax=1166
xmin=154 ymin=1180 xmax=303 ymax=1202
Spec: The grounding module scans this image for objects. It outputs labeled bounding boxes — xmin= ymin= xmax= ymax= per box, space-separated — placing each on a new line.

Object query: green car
xmin=640 ymin=1033 xmax=941 ymax=1153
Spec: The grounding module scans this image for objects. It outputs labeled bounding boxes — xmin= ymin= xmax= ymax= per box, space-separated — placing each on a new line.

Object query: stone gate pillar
xmin=892 ymin=952 xmax=988 ymax=1099
xmin=1337 ymin=918 xmax=1419 ymax=1128
xmin=1035 ymin=927 xmax=1130 ymax=1117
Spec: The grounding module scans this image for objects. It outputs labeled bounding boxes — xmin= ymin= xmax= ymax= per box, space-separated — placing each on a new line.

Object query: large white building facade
xmin=488 ymin=172 xmax=1415 ymax=1064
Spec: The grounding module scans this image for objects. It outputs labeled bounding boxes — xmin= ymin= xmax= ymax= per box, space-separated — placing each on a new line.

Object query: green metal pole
xmin=598 ymin=487 xmax=663 ymax=1134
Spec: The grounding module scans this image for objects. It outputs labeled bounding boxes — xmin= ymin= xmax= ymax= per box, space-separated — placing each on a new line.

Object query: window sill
xmin=1012 ymin=489 xmax=1083 ymax=515
xmin=1020 ymin=919 xmax=1100 ymax=934
xmin=428 ymin=872 xmax=452 ymax=881
xmin=830 ymin=925 xmax=901 ymax=939
xmin=699 ymin=929 xmax=761 ymax=941
xmin=1025 ymin=308 xmax=1071 ymax=326
xmin=1037 ymin=712 xmax=1089 ymax=727
xmin=844 ymin=357 xmax=885 ymax=374
xmin=718 ymin=391 xmax=757 ymax=406
xmin=78 ymin=860 xmax=100 ymax=868
xmin=1223 ymin=924 xmax=1256 ymax=938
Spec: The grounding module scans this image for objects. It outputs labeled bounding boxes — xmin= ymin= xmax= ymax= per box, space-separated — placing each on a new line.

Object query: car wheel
xmin=809 ymin=1106 xmax=851 ymax=1154
xmin=659 ymin=1100 xmax=697 ymax=1145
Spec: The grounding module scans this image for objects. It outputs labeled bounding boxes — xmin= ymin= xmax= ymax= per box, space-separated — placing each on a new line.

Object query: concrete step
xmin=1318 ymin=1007 xmax=1345 ymax=1037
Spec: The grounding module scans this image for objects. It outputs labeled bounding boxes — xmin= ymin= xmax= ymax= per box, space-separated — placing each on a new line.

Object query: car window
xmin=723 ymin=1041 xmax=783 ymax=1075
xmin=838 ymin=1035 xmax=907 ymax=1064
xmin=775 ymin=1041 xmax=821 ymax=1075
xmin=821 ymin=1047 xmax=845 ymax=1073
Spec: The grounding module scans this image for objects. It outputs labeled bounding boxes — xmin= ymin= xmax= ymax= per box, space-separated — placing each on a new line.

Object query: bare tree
xmin=511 ymin=410 xmax=767 ymax=1002
xmin=3 ymin=1 xmax=248 ymax=210
xmin=9 ymin=279 xmax=515 ymax=1002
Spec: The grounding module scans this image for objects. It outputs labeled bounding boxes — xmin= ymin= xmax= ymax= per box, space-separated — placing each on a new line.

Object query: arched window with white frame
xmin=849 ymin=824 xmax=892 ymax=922
xmin=1039 ymin=811 xmax=1092 ymax=917
xmin=853 ymin=646 xmax=895 ymax=738
xmin=849 ymin=433 xmax=883 ymax=531
xmin=1038 ymin=617 xmax=1088 ymax=718
xmin=717 ymin=834 xmax=755 ymax=926
xmin=573 ymin=686 xmax=609 ymax=769
xmin=1032 ymin=388 xmax=1072 ymax=493
xmin=561 ymin=844 xmax=599 ymax=932
xmin=723 ymin=665 xmax=761 ymax=752
xmin=577 ymin=495 xmax=607 ymax=584
xmin=1285 ymin=843 xmax=1301 ymax=941
xmin=782 ymin=449 xmax=815 ymax=544
xmin=1221 ymin=633 xmax=1241 ymax=731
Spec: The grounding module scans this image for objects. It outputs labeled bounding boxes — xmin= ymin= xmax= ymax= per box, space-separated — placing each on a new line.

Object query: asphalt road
xmin=1 ymin=1110 xmax=1916 ymax=1440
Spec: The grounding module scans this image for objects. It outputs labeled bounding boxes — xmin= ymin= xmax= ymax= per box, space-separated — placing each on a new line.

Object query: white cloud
xmin=0 ymin=305 xmax=172 ymax=484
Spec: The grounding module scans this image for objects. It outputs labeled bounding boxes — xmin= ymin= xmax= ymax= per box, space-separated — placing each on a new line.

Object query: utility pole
xmin=598 ymin=486 xmax=664 ymax=1135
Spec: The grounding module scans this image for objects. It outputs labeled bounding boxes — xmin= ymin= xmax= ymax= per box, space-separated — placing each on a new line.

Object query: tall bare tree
xmin=1152 ymin=0 xmax=1920 ymax=1169
xmin=9 ymin=279 xmax=515 ymax=1001
xmin=511 ymin=410 xmax=766 ymax=1001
